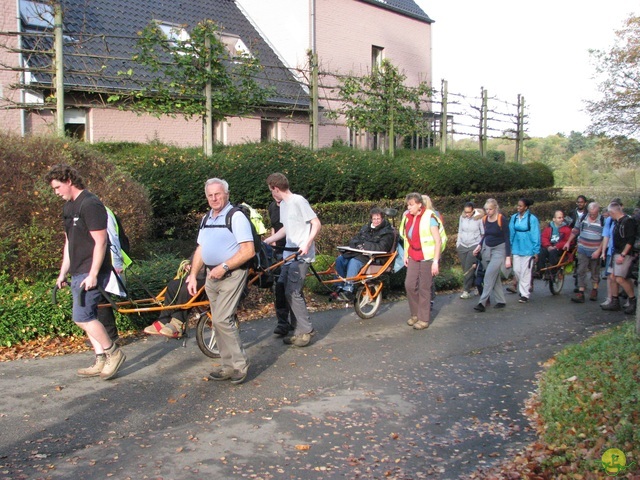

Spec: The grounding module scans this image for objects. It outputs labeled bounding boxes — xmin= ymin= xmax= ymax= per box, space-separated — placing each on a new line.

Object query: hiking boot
xmin=407 ymin=316 xmax=418 ymax=326
xmin=601 ymin=297 xmax=621 ymax=311
xmin=230 ymin=368 xmax=249 ymax=385
xmin=460 ymin=291 xmax=472 ymax=299
xmin=413 ymin=320 xmax=429 ymax=330
xmin=589 ymin=289 xmax=598 ymax=301
xmin=283 ymin=331 xmax=315 ymax=347
xmin=600 ymin=298 xmax=612 ymax=307
xmin=571 ymin=292 xmax=585 ymax=303
xmin=77 ymin=354 xmax=106 ymax=377
xmin=273 ymin=326 xmax=291 ymax=337
xmin=100 ymin=343 xmax=126 ymax=380
xmin=209 ymin=366 xmax=234 ymax=381
xmin=624 ymin=297 xmax=637 ymax=315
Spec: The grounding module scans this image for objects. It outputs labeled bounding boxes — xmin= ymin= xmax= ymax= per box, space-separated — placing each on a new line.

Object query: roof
xmin=21 ymin=0 xmax=309 ymax=109
xmin=357 ymin=0 xmax=433 ymax=23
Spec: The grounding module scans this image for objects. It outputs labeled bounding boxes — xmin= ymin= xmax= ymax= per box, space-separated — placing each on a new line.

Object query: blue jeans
xmin=335 ymin=255 xmax=365 ymax=291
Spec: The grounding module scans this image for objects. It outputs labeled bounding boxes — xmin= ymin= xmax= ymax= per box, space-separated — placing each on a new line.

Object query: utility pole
xmin=309 ymin=0 xmax=319 ymax=150
xmin=54 ymin=2 xmax=64 ymax=137
xmin=203 ymin=36 xmax=213 ymax=157
xmin=479 ymin=87 xmax=488 ymax=157
xmin=440 ymin=79 xmax=448 ymax=154
xmin=515 ymin=94 xmax=525 ymax=163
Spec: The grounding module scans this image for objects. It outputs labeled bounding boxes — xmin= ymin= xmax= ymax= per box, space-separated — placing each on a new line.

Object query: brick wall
xmin=0 ymin=0 xmax=23 ymax=134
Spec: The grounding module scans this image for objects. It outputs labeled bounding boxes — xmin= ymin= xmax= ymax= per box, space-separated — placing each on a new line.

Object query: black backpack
xmin=199 ymin=205 xmax=273 ymax=288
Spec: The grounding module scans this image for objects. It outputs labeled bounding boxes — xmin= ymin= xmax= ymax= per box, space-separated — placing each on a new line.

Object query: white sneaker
xmin=460 ymin=291 xmax=472 ymax=299
xmin=600 ymin=298 xmax=611 ymax=307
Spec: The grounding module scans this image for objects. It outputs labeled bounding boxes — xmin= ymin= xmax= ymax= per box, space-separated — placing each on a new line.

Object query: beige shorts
xmin=612 ymin=253 xmax=634 ymax=278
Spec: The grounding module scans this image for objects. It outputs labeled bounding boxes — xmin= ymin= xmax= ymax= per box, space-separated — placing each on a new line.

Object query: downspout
xmin=16 ymin=0 xmax=26 ymax=135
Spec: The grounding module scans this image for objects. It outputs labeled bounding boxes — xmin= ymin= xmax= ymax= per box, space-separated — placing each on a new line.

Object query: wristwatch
xmin=222 ymin=263 xmax=230 ymax=272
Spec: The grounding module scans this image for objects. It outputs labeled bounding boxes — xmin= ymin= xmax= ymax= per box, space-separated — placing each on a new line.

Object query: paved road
xmin=0 ymin=280 xmax=627 ymax=480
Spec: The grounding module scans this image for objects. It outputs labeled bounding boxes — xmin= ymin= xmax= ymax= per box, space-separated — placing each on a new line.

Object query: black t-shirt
xmin=63 ymin=190 xmax=111 ymax=275
xmin=268 ymin=200 xmax=286 ymax=248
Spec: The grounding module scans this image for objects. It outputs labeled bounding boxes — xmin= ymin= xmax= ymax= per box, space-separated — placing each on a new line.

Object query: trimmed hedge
xmin=91 ymin=141 xmax=554 ymax=239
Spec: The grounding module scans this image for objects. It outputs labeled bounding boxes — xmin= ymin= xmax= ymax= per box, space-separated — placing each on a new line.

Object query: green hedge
xmin=91 ymin=141 xmax=554 ymax=239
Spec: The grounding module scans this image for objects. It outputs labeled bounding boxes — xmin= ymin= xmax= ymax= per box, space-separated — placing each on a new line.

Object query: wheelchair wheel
xmin=195 ymin=312 xmax=220 ymax=358
xmin=354 ymin=281 xmax=382 ymax=319
xmin=548 ymin=267 xmax=565 ymax=295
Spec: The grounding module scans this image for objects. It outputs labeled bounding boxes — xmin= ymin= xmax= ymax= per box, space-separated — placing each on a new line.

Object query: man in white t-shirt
xmin=263 ymin=173 xmax=321 ymax=347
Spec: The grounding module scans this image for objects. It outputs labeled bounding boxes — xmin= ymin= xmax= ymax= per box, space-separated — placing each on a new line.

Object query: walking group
xmin=457 ymin=194 xmax=639 ymax=316
xmin=45 ymin=162 xmax=634 ymax=386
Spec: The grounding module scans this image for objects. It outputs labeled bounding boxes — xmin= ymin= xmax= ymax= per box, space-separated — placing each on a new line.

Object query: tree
xmin=586 ymin=14 xmax=640 ymax=138
xmin=108 ymin=20 xmax=272 ymax=154
xmin=327 ymin=60 xmax=433 ymax=157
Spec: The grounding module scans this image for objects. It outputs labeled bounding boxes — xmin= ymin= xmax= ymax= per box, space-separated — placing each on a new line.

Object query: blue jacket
xmin=509 ymin=211 xmax=540 ymax=256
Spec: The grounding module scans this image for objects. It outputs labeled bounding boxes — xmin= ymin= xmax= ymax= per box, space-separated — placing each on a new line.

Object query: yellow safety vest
xmin=400 ymin=209 xmax=445 ymax=261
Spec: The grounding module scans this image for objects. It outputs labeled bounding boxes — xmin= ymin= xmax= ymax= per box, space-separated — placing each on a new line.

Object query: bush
xmin=0 ymin=274 xmax=80 ymax=346
xmin=0 ymin=133 xmax=153 ymax=278
xmin=0 ymin=253 xmax=184 ymax=346
xmin=91 ymin=141 xmax=555 ymax=240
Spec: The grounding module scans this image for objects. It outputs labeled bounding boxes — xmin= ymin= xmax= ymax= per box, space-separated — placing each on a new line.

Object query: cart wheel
xmin=196 ymin=312 xmax=220 ymax=358
xmin=354 ymin=282 xmax=382 ymax=319
xmin=549 ymin=267 xmax=565 ymax=295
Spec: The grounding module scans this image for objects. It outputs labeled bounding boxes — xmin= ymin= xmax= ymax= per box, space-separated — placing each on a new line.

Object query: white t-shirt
xmin=280 ymin=194 xmax=317 ymax=262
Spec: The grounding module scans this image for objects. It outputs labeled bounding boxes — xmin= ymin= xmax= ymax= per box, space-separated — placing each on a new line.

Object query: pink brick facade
xmin=315 ymin=0 xmax=432 ymax=148
xmin=0 ymin=0 xmax=23 ymax=135
xmin=1 ymin=0 xmax=431 ymax=150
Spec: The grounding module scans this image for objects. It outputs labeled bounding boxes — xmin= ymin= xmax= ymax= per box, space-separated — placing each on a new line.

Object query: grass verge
xmin=492 ymin=320 xmax=640 ymax=478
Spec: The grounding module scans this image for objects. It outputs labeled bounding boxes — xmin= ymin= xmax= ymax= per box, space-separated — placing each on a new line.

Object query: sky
xmin=416 ymin=0 xmax=638 ymax=138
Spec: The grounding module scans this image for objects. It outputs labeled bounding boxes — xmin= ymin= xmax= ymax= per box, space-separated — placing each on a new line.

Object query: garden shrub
xmin=0 ymin=133 xmax=153 ymax=278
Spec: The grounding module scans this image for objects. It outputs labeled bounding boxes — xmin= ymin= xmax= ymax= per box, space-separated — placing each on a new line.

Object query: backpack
xmin=199 ymin=204 xmax=273 ymax=288
xmin=434 ymin=213 xmax=448 ymax=253
xmin=108 ymin=208 xmax=132 ymax=270
xmin=509 ymin=212 xmax=532 ymax=232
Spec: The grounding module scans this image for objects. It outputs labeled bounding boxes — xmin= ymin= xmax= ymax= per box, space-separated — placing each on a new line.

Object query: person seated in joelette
xmin=335 ymin=207 xmax=396 ymax=298
xmin=538 ymin=210 xmax=572 ymax=271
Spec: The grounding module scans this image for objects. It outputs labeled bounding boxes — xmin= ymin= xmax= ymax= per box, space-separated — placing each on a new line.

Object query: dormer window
xmin=20 ymin=0 xmax=54 ymax=30
xmin=220 ymin=33 xmax=253 ymax=59
xmin=157 ymin=22 xmax=190 ymax=46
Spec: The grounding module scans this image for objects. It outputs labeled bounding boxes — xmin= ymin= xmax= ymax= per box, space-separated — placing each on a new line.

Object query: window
xmin=261 ymin=119 xmax=278 ymax=142
xmin=64 ymin=109 xmax=86 ymax=141
xmin=20 ymin=0 xmax=54 ymax=29
xmin=372 ymin=46 xmax=384 ymax=71
xmin=220 ymin=33 xmax=253 ymax=59
xmin=157 ymin=22 xmax=190 ymax=46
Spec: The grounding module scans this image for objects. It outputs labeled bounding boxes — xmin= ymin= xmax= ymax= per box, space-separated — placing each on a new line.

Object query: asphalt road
xmin=0 ymin=279 xmax=628 ymax=480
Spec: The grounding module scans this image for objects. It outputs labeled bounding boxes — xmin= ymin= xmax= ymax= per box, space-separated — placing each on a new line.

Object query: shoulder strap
xmin=200 ymin=207 xmax=239 ymax=233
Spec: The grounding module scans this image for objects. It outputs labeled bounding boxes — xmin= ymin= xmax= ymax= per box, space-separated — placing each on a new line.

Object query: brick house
xmin=0 ymin=0 xmax=310 ymax=146
xmin=239 ymin=0 xmax=434 ymax=148
xmin=0 ymin=0 xmax=434 ymax=149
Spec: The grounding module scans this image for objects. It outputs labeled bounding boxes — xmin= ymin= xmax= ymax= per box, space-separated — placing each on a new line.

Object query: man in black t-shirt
xmin=46 ymin=165 xmax=126 ymax=380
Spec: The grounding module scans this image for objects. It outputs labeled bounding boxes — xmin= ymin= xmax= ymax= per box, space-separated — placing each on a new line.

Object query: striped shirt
xmin=572 ymin=215 xmax=604 ymax=256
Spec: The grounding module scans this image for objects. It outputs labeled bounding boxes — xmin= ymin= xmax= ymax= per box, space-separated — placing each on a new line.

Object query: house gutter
xmin=357 ymin=0 xmax=434 ymax=24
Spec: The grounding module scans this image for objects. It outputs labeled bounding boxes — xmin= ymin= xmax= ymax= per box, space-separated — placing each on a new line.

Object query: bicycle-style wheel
xmin=196 ymin=312 xmax=220 ymax=358
xmin=549 ymin=267 xmax=565 ymax=295
xmin=354 ymin=281 xmax=382 ymax=319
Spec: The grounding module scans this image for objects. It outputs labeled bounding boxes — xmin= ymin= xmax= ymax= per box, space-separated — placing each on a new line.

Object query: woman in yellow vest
xmin=400 ymin=192 xmax=443 ymax=330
